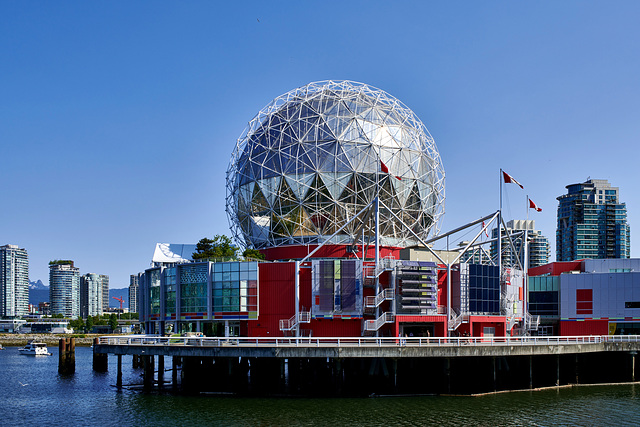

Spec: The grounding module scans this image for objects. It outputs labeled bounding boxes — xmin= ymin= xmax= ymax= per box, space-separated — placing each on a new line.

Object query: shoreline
xmin=0 ymin=333 xmax=115 ymax=347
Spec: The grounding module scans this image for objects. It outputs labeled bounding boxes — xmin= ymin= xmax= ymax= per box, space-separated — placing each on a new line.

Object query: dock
xmin=93 ymin=335 xmax=640 ymax=396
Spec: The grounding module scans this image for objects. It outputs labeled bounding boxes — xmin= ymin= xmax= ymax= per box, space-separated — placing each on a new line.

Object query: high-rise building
xmin=556 ymin=179 xmax=630 ymax=261
xmin=129 ymin=274 xmax=139 ymax=313
xmin=49 ymin=261 xmax=80 ymax=318
xmin=0 ymin=244 xmax=29 ymax=318
xmin=99 ymin=275 xmax=109 ymax=312
xmin=491 ymin=220 xmax=550 ymax=269
xmin=80 ymin=273 xmax=103 ymax=318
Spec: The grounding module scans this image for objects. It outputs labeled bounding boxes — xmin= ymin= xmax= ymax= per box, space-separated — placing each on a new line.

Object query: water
xmin=1 ymin=346 xmax=640 ymax=426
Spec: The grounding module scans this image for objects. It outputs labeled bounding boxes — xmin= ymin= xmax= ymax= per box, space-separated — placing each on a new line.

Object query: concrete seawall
xmin=1 ymin=334 xmax=107 ymax=347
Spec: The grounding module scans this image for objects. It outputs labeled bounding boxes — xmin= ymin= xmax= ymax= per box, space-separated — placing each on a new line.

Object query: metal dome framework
xmin=226 ymin=80 xmax=445 ymax=250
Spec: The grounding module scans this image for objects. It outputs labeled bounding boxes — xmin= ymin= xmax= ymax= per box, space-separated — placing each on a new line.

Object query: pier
xmin=94 ymin=335 xmax=640 ymax=396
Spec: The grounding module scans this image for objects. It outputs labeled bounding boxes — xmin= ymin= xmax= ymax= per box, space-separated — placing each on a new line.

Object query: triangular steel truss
xmin=226 ymin=80 xmax=445 ymax=249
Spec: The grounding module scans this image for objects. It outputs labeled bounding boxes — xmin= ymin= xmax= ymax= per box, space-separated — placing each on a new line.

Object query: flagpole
xmin=498 ymin=169 xmax=502 ymax=274
xmin=524 ymin=195 xmax=529 ymax=332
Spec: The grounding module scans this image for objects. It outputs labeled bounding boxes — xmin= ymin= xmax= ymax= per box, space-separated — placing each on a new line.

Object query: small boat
xmin=19 ymin=341 xmax=52 ymax=356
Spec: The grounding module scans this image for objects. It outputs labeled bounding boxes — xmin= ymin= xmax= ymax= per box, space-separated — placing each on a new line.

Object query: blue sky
xmin=2 ymin=1 xmax=639 ymax=288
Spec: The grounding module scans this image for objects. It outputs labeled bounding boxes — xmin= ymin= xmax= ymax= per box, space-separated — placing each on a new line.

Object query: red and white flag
xmin=502 ymin=170 xmax=524 ymax=189
xmin=380 ymin=160 xmax=401 ymax=180
xmin=529 ymin=198 xmax=542 ymax=212
xmin=481 ymin=221 xmax=489 ymax=237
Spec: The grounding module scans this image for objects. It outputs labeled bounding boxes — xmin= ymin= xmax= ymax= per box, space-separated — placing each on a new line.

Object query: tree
xmin=109 ymin=314 xmax=118 ymax=332
xmin=85 ymin=315 xmax=94 ymax=333
xmin=192 ymin=235 xmax=239 ymax=260
xmin=69 ymin=318 xmax=84 ymax=332
xmin=242 ymin=248 xmax=265 ymax=260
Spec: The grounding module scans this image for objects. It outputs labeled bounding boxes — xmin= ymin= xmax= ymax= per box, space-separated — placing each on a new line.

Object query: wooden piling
xmin=92 ymin=338 xmax=108 ymax=372
xmin=58 ymin=338 xmax=76 ymax=375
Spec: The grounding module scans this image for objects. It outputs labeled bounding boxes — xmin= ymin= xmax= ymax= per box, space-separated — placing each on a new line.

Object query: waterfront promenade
xmin=94 ymin=334 xmax=640 ymax=358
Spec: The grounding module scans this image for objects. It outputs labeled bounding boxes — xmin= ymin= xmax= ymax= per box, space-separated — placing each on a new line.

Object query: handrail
xmin=279 ymin=311 xmax=311 ymax=331
xmin=365 ymin=288 xmax=395 ymax=308
xmin=363 ymin=312 xmax=395 ymax=331
xmin=96 ymin=334 xmax=640 ymax=348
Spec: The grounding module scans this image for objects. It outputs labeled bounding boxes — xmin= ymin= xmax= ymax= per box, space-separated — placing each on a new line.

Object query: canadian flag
xmin=529 ymin=198 xmax=542 ymax=212
xmin=380 ymin=160 xmax=401 ymax=180
xmin=502 ymin=170 xmax=524 ymax=189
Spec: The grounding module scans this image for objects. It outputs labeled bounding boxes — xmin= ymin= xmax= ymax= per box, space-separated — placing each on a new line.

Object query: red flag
xmin=481 ymin=221 xmax=489 ymax=237
xmin=502 ymin=170 xmax=524 ymax=189
xmin=529 ymin=198 xmax=542 ymax=212
xmin=380 ymin=160 xmax=402 ymax=180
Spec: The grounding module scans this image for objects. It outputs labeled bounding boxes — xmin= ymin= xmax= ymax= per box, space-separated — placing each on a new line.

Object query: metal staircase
xmin=526 ymin=313 xmax=541 ymax=331
xmin=448 ymin=309 xmax=464 ymax=331
xmin=364 ymin=312 xmax=395 ymax=332
xmin=365 ymin=288 xmax=394 ymax=309
xmin=279 ymin=311 xmax=311 ymax=332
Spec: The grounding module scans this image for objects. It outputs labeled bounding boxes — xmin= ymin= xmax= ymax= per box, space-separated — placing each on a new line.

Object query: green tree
xmin=69 ymin=318 xmax=84 ymax=332
xmin=109 ymin=314 xmax=118 ymax=332
xmin=192 ymin=235 xmax=238 ymax=260
xmin=242 ymin=248 xmax=265 ymax=260
xmin=85 ymin=315 xmax=94 ymax=332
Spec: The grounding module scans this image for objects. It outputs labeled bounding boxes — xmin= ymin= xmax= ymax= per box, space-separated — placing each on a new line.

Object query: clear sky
xmin=2 ymin=1 xmax=639 ymax=288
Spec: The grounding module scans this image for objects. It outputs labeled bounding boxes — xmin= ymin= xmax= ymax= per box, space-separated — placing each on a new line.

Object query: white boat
xmin=19 ymin=341 xmax=51 ymax=356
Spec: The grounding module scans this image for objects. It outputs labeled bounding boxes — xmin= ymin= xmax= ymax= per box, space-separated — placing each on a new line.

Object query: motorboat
xmin=19 ymin=341 xmax=52 ymax=356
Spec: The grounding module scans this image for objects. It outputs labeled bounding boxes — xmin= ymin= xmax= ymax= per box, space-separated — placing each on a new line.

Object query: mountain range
xmin=28 ymin=280 xmax=130 ymax=308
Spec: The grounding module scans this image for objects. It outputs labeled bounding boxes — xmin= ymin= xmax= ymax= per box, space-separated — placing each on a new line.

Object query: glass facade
xmin=0 ymin=245 xmax=29 ymax=318
xmin=212 ymin=261 xmax=258 ymax=318
xmin=311 ymin=259 xmax=363 ymax=318
xmin=226 ymin=80 xmax=445 ymax=250
xmin=80 ymin=273 xmax=103 ymax=318
xmin=180 ymin=264 xmax=208 ymax=319
xmin=556 ymin=179 xmax=630 ymax=261
xmin=528 ymin=275 xmax=559 ymax=317
xmin=164 ymin=267 xmax=176 ymax=319
xmin=453 ymin=263 xmax=500 ymax=315
xmin=129 ymin=274 xmax=139 ymax=313
xmin=490 ymin=220 xmax=550 ymax=269
xmin=49 ymin=262 xmax=80 ymax=318
xmin=140 ymin=260 xmax=259 ymax=328
xmin=148 ymin=268 xmax=161 ymax=320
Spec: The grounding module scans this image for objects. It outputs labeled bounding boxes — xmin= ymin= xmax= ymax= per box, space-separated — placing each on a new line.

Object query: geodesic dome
xmin=226 ymin=80 xmax=445 ymax=249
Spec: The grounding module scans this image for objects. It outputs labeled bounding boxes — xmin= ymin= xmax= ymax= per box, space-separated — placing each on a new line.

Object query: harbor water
xmin=1 ymin=345 xmax=640 ymax=426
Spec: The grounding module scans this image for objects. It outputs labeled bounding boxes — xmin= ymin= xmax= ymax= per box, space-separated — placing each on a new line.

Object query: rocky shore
xmin=0 ymin=334 xmax=114 ymax=347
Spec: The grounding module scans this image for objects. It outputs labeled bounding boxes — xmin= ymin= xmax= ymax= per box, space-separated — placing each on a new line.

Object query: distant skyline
xmin=2 ymin=1 xmax=638 ymax=286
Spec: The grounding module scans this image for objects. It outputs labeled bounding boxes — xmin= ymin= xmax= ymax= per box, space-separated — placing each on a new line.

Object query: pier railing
xmin=97 ymin=334 xmax=640 ymax=348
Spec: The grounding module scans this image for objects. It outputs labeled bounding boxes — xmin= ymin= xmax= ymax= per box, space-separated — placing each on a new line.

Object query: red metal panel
xmin=247 ymin=262 xmax=295 ymax=337
xmin=468 ymin=315 xmax=507 ymax=337
xmin=559 ymin=319 xmax=608 ymax=336
xmin=262 ymin=244 xmax=402 ymax=261
xmin=437 ymin=268 xmax=447 ymax=307
xmin=305 ymin=319 xmax=362 ymax=337
xmin=528 ymin=260 xmax=583 ymax=277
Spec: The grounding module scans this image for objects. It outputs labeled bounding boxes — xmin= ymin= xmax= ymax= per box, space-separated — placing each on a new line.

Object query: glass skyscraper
xmin=490 ymin=220 xmax=550 ymax=269
xmin=556 ymin=179 xmax=630 ymax=261
xmin=0 ymin=244 xmax=29 ymax=318
xmin=49 ymin=261 xmax=80 ymax=318
xmin=129 ymin=274 xmax=139 ymax=313
xmin=81 ymin=273 xmax=103 ymax=318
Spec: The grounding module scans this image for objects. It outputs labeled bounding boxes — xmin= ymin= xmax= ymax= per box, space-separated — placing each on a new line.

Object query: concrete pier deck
xmin=94 ymin=335 xmax=640 ymax=358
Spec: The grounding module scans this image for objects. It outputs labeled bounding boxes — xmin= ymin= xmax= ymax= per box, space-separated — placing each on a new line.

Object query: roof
xmin=152 ymin=243 xmax=197 ymax=264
